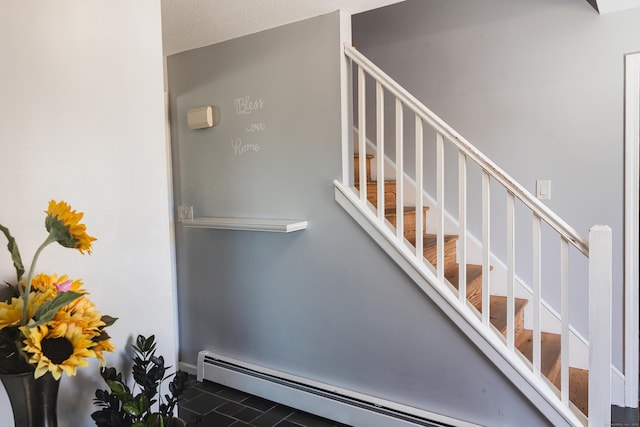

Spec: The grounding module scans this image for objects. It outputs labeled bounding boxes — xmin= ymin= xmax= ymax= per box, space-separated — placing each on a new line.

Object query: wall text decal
xmin=234 ymin=95 xmax=264 ymax=115
xmin=246 ymin=122 xmax=266 ymax=132
xmin=231 ymin=95 xmax=266 ymax=155
xmin=232 ymin=138 xmax=260 ymax=155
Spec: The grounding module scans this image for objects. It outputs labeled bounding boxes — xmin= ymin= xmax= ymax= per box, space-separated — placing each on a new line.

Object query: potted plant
xmin=91 ymin=334 xmax=188 ymax=427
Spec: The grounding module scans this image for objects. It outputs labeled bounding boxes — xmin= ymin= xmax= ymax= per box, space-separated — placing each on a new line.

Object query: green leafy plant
xmin=91 ymin=334 xmax=188 ymax=427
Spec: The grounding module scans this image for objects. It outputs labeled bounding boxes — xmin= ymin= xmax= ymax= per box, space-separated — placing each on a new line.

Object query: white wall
xmin=0 ymin=2 xmax=177 ymax=426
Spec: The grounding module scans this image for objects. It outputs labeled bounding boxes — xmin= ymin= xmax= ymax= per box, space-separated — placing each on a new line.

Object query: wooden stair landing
xmin=353 ymin=152 xmax=588 ymax=416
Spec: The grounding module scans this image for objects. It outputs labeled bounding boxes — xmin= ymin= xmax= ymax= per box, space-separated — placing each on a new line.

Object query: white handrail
xmin=344 ymin=43 xmax=589 ymax=256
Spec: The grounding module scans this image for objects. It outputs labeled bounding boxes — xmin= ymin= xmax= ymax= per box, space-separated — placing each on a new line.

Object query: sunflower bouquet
xmin=0 ymin=200 xmax=116 ymax=379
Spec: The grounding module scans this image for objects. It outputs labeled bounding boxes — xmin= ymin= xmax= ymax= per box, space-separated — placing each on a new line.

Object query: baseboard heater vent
xmin=197 ymin=350 xmax=478 ymax=427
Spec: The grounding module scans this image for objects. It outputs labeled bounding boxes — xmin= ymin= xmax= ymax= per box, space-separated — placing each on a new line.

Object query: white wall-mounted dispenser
xmin=187 ymin=106 xmax=219 ymax=129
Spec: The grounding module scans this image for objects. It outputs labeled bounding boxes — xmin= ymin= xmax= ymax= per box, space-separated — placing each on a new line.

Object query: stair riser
xmin=354 ymin=154 xmax=372 ymax=183
xmin=355 ymin=181 xmax=397 ymax=209
xmin=490 ymin=297 xmax=527 ymax=338
xmin=517 ymin=332 xmax=562 ymax=386
xmin=353 ymin=154 xmax=397 ymax=209
xmin=464 ymin=273 xmax=483 ymax=310
xmin=386 ymin=209 xmax=428 ymax=241
xmin=423 ymin=240 xmax=457 ymax=269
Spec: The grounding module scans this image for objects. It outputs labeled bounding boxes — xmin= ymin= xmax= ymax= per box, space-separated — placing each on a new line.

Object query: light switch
xmin=536 ymin=180 xmax=551 ymax=200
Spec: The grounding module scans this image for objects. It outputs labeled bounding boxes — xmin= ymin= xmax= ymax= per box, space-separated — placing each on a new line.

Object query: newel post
xmin=588 ymin=225 xmax=612 ymax=426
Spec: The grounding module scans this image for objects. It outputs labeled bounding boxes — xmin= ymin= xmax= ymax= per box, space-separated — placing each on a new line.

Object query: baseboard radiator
xmin=196 ymin=350 xmax=478 ymax=427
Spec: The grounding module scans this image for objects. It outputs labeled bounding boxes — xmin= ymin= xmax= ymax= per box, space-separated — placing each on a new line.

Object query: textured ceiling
xmin=161 ymin=0 xmax=640 ymax=56
xmin=161 ymin=0 xmax=405 ymax=56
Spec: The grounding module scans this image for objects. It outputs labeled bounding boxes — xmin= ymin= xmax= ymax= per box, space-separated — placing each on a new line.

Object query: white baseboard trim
xmin=195 ymin=350 xmax=481 ymax=427
xmin=181 ymin=358 xmax=625 ymax=409
xmin=179 ymin=361 xmax=198 ymax=376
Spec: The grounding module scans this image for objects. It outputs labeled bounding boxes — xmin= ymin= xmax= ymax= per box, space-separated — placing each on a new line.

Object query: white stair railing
xmin=341 ymin=43 xmax=612 ymax=426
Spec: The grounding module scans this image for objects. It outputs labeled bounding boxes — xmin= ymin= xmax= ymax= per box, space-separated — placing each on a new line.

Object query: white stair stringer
xmin=334 ymin=180 xmax=586 ymax=427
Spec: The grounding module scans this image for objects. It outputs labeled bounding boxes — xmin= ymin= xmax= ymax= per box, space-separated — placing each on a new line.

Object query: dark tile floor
xmin=178 ymin=375 xmax=350 ymax=427
xmin=611 ymin=405 xmax=640 ymax=427
xmin=178 ymin=374 xmax=639 ymax=427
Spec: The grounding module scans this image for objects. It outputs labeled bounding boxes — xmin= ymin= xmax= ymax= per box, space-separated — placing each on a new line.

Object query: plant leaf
xmin=137 ymin=395 xmax=150 ymax=413
xmin=106 ymin=379 xmax=130 ymax=397
xmin=92 ymin=330 xmax=111 ymax=343
xmin=148 ymin=414 xmax=162 ymax=426
xmin=123 ymin=401 xmax=141 ymax=417
xmin=0 ymin=224 xmax=25 ymax=283
xmin=101 ymin=315 xmax=118 ymax=327
xmin=32 ymin=291 xmax=83 ymax=325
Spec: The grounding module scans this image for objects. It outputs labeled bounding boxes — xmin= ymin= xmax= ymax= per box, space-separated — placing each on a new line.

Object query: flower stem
xmin=20 ymin=234 xmax=56 ymax=325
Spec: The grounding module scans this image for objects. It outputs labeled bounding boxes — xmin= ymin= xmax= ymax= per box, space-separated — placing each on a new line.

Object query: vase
xmin=0 ymin=371 xmax=59 ymax=427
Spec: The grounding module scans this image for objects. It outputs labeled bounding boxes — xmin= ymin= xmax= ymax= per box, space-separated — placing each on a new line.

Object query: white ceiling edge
xmin=595 ymin=0 xmax=640 ymax=13
xmin=161 ymin=0 xmax=405 ymax=56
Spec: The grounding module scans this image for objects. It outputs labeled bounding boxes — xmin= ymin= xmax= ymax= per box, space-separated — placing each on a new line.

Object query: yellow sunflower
xmin=93 ymin=339 xmax=116 ymax=365
xmin=27 ymin=289 xmax=57 ymax=314
xmin=20 ymin=322 xmax=96 ymax=379
xmin=55 ymin=296 xmax=104 ymax=332
xmin=0 ymin=291 xmax=54 ymax=329
xmin=45 ymin=200 xmax=96 ymax=254
xmin=0 ymin=297 xmax=23 ymax=329
xmin=29 ymin=273 xmax=86 ymax=294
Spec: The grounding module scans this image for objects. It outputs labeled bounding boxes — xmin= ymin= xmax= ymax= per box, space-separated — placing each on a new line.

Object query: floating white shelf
xmin=181 ymin=217 xmax=307 ymax=233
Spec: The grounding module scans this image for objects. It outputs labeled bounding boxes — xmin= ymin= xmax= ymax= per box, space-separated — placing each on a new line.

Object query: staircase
xmin=355 ymin=152 xmax=589 ymax=415
xmin=337 ymin=43 xmax=612 ymax=427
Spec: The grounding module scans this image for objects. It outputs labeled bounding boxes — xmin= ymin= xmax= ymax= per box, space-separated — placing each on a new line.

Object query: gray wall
xmin=353 ymin=0 xmax=640 ymax=369
xmin=168 ymin=12 xmax=550 ymax=426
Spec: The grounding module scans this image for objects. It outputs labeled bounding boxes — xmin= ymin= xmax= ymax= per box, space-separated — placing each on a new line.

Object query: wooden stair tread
xmin=385 ymin=206 xmax=430 ymax=241
xmin=517 ymin=332 xmax=588 ymax=413
xmin=446 ymin=266 xmax=526 ymax=335
xmin=384 ymin=206 xmax=430 ymax=216
xmin=355 ymin=179 xmax=396 ymax=185
xmin=414 ymin=234 xmax=459 ymax=252
xmin=446 ymin=263 xmax=483 ymax=293
xmin=487 ymin=296 xmax=528 ymax=336
xmin=421 ymin=234 xmax=459 ymax=269
xmin=406 ymin=233 xmax=458 ymax=247
xmin=515 ymin=330 xmax=562 ymax=381
xmin=423 ymin=233 xmax=458 ymax=244
xmin=406 ymin=234 xmax=458 ymax=269
xmin=355 ymin=180 xmax=397 ymax=209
